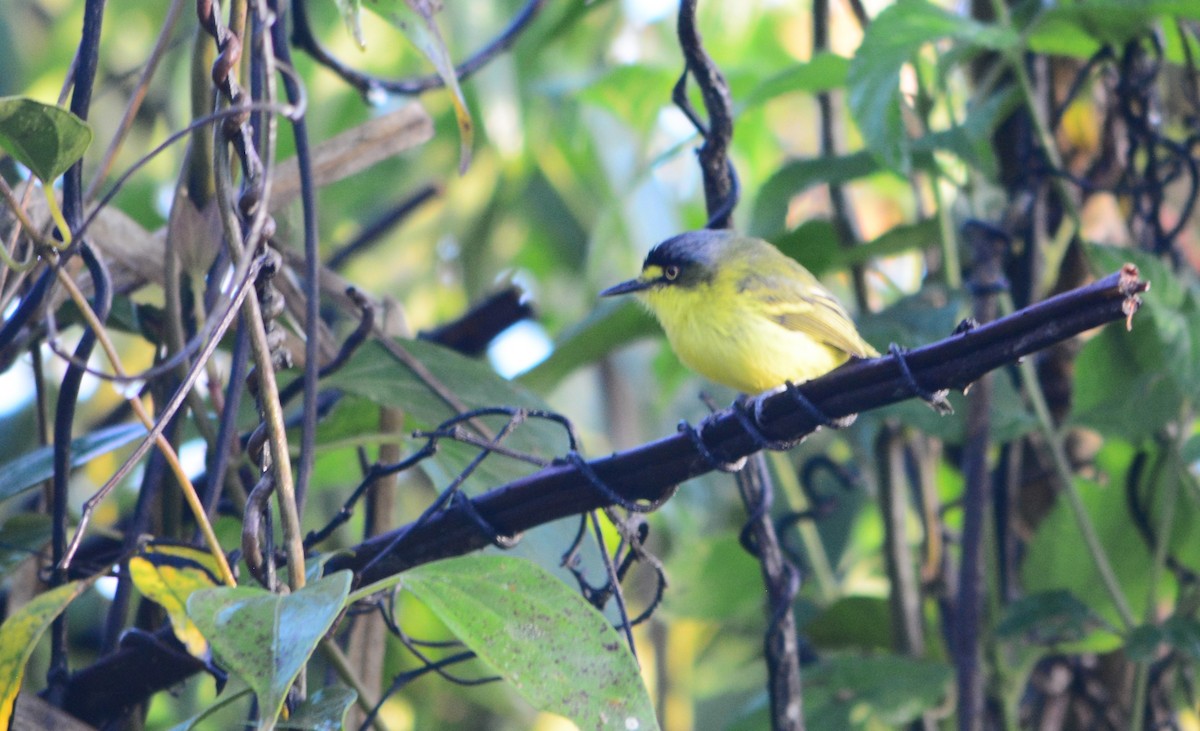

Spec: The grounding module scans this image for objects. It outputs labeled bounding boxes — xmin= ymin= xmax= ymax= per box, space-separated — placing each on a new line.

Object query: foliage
xmin=0 ymin=0 xmax=1197 ymax=730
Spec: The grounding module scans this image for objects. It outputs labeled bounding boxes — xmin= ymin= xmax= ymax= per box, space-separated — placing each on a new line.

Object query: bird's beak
xmin=599 ymin=277 xmax=652 ymax=297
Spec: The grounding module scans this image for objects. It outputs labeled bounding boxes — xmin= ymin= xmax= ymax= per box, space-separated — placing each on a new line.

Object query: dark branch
xmin=331 ymin=265 xmax=1147 ymax=585
xmin=291 ymin=0 xmax=546 ymax=98
xmin=56 ymin=265 xmax=1146 ymax=724
xmin=674 ymin=0 xmax=736 ymax=228
xmin=418 ymin=286 xmax=533 ymax=358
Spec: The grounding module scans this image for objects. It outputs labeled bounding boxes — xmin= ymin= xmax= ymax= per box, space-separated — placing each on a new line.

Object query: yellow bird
xmin=600 ymin=229 xmax=878 ymax=394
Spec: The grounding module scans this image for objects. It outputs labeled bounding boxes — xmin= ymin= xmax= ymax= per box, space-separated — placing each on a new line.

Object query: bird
xmin=600 ymin=229 xmax=878 ymax=394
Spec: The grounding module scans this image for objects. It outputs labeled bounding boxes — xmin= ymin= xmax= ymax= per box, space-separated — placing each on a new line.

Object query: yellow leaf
xmin=0 ymin=581 xmax=87 ymax=729
xmin=129 ymin=543 xmax=223 ymax=659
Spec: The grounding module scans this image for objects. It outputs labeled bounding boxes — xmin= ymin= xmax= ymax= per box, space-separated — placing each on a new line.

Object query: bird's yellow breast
xmin=641 ymin=277 xmax=848 ymax=394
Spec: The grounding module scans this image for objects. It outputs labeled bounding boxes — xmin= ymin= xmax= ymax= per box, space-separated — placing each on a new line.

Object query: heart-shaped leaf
xmin=403 ymin=555 xmax=659 ymax=731
xmin=0 ymin=582 xmax=88 ymax=729
xmin=130 ymin=543 xmax=226 ymax=659
xmin=0 ymin=96 xmax=93 ymax=182
xmin=187 ymin=571 xmax=352 ymax=730
xmin=0 ymin=422 xmax=146 ymax=504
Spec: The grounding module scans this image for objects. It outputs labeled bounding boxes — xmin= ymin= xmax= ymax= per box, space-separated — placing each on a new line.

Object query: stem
xmin=990 ymin=0 xmax=1080 ymax=230
xmin=1129 ymin=411 xmax=1187 ymax=731
xmin=41 ymin=184 xmax=72 ymax=248
xmin=53 ymin=263 xmax=236 ymax=586
xmin=1005 ymin=291 xmax=1134 ymax=628
xmin=768 ymin=451 xmax=836 ymax=603
xmin=318 ymin=640 xmax=388 ymax=731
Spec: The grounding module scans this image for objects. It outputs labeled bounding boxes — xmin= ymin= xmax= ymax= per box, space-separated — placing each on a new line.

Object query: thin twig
xmin=954 ymin=222 xmax=1005 ymax=731
xmin=291 ymin=0 xmax=547 ymax=98
xmin=56 ymin=266 xmax=1148 ymax=722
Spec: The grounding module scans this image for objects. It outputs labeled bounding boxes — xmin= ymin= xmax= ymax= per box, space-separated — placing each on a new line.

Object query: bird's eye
xmin=663 ymin=265 xmax=680 ymax=281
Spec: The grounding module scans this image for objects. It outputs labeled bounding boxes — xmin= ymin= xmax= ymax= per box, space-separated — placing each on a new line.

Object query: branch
xmin=56 ymin=265 xmax=1146 ymax=724
xmin=674 ymin=0 xmax=736 ymax=228
xmin=291 ymin=0 xmax=547 ymax=98
xmin=331 ymin=264 xmax=1147 ymax=585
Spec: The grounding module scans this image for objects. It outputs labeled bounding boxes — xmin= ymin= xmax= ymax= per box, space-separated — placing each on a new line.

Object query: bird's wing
xmin=739 ymin=271 xmax=878 ymax=358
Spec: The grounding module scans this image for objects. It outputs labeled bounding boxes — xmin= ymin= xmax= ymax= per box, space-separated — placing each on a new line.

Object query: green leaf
xmin=1074 ymin=246 xmax=1198 ymax=439
xmin=129 ymin=543 xmax=225 ymax=659
xmin=1125 ymin=623 xmax=1166 ymax=663
xmin=186 ymin=571 xmax=353 ymax=731
xmin=842 ymin=218 xmax=944 ymax=270
xmin=1026 ymin=1 xmax=1200 ymax=59
xmin=285 ymin=685 xmax=358 ymax=731
xmin=1071 ymin=325 xmax=1182 ymax=440
xmin=519 ymin=299 xmax=659 ymax=393
xmin=995 ymin=590 xmax=1110 ymax=644
xmin=321 ymin=338 xmax=610 ymax=596
xmin=403 ymin=555 xmax=659 ymax=731
xmin=772 ymin=220 xmax=842 ymax=276
xmin=741 ymin=52 xmax=850 ymax=109
xmin=859 ymin=286 xmax=965 ymax=351
xmin=911 ymin=85 xmax=1020 ymax=178
xmin=749 ymin=151 xmax=882 ymax=238
xmin=331 ymin=0 xmax=367 ymax=48
xmin=0 ymin=422 xmax=147 ymax=503
xmin=0 ymin=515 xmax=51 ymax=583
xmin=846 ymin=1 xmax=1015 ymax=171
xmin=803 ymin=654 xmax=952 ymax=729
xmin=0 ymin=582 xmax=88 ymax=729
xmin=803 ymin=596 xmax=894 ymax=652
xmin=0 ymin=96 xmax=93 ymax=182
xmin=1125 ymin=616 xmax=1200 ymax=663
xmin=164 ymin=684 xmax=253 ymax=731
xmin=1161 ymin=616 xmax=1200 ymax=659
xmin=361 ymin=0 xmax=474 ymax=172
xmin=577 ymin=65 xmax=680 ymax=134
xmin=662 ymin=533 xmax=764 ymax=622
xmin=1022 ymin=475 xmax=1157 ymax=641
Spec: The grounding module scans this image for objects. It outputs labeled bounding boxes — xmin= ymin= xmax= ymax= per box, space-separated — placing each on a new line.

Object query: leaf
xmin=0 ymin=96 xmax=93 ymax=182
xmin=995 ymin=590 xmax=1110 ymax=644
xmin=772 ymin=220 xmax=842 ymax=276
xmin=321 ymin=338 xmax=611 ymax=601
xmin=1124 ymin=624 xmax=1166 ymax=663
xmin=0 ymin=515 xmax=52 ymax=583
xmin=741 ymin=52 xmax=850 ymax=109
xmin=164 ymin=684 xmax=253 ymax=731
xmin=749 ymin=151 xmax=883 ymax=238
xmin=186 ymin=571 xmax=353 ymax=731
xmin=1026 ymin=1 xmax=1200 ymax=59
xmin=1074 ymin=246 xmax=1199 ymax=440
xmin=1071 ymin=325 xmax=1182 ymax=440
xmin=803 ymin=654 xmax=952 ymax=729
xmin=802 ymin=596 xmax=894 ymax=652
xmin=1121 ymin=617 xmax=1200 ymax=664
xmin=363 ymin=0 xmax=474 ymax=173
xmin=403 ymin=555 xmax=659 ymax=731
xmin=331 ymin=0 xmax=367 ymax=48
xmin=1022 ymin=475 xmax=1158 ymax=643
xmin=285 ymin=685 xmax=358 ymax=731
xmin=577 ymin=65 xmax=680 ymax=134
xmin=0 ymin=582 xmax=88 ymax=729
xmin=911 ymin=85 xmax=1020 ymax=178
xmin=1162 ymin=616 xmax=1200 ymax=659
xmin=846 ymin=1 xmax=1015 ymax=171
xmin=661 ymin=533 xmax=764 ymax=622
xmin=518 ymin=299 xmax=660 ymax=394
xmin=776 ymin=218 xmax=943 ymax=278
xmin=129 ymin=543 xmax=225 ymax=659
xmin=0 ymin=422 xmax=147 ymax=504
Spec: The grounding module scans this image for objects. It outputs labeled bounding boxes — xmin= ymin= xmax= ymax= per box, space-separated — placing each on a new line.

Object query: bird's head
xmin=599 ymin=229 xmax=736 ymax=299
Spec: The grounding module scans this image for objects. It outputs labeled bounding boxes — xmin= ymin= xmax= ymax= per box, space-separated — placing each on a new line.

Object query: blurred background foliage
xmin=2 ymin=0 xmax=1200 ymax=729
